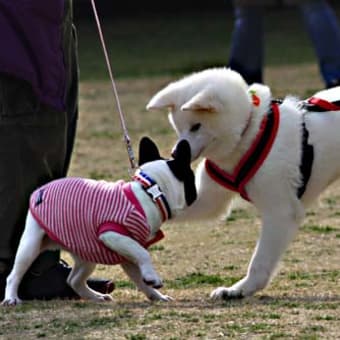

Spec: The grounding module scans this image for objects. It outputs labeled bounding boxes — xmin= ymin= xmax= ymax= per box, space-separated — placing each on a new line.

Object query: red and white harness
xmin=205 ymin=96 xmax=340 ymax=201
xmin=205 ymin=101 xmax=280 ymax=202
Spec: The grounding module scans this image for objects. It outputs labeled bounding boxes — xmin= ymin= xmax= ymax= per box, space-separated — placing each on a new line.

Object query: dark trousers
xmin=0 ymin=0 xmax=79 ymax=274
xmin=0 ymin=76 xmax=67 ymax=267
xmin=228 ymin=0 xmax=340 ymax=87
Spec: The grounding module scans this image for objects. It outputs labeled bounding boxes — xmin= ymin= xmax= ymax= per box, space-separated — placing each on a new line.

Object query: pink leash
xmin=90 ymin=0 xmax=137 ymax=171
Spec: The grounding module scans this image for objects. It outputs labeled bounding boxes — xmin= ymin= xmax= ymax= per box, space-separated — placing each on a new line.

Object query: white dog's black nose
xmin=171 ymin=145 xmax=177 ymax=158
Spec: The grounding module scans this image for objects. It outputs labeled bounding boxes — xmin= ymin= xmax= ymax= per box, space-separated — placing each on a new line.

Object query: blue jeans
xmin=228 ymin=1 xmax=340 ymax=87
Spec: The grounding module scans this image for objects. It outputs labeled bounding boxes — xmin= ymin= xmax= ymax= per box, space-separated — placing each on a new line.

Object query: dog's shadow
xmin=105 ymin=293 xmax=340 ymax=311
xmin=245 ymin=294 xmax=340 ymax=307
xmin=24 ymin=294 xmax=338 ymax=313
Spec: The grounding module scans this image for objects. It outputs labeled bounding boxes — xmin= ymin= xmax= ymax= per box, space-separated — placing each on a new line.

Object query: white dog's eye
xmin=190 ymin=123 xmax=201 ymax=132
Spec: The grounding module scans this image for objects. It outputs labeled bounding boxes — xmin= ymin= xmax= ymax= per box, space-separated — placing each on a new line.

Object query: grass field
xmin=1 ymin=9 xmax=339 ymax=340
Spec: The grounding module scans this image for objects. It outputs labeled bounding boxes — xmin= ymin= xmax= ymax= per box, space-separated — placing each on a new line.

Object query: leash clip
xmin=146 ymin=184 xmax=163 ymax=201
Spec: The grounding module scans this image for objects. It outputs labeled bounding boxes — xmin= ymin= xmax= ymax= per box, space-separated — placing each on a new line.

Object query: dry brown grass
xmin=1 ymin=64 xmax=339 ymax=339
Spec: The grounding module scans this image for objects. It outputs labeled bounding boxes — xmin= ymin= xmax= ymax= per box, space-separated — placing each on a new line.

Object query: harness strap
xmin=133 ymin=170 xmax=172 ymax=222
xmin=297 ymin=94 xmax=340 ymax=197
xmin=305 ymin=97 xmax=340 ymax=112
xmin=297 ymin=119 xmax=314 ymax=198
xmin=205 ymin=102 xmax=280 ymax=201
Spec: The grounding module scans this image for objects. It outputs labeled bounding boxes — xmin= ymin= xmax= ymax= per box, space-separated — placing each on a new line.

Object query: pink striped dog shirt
xmin=29 ymin=177 xmax=164 ymax=265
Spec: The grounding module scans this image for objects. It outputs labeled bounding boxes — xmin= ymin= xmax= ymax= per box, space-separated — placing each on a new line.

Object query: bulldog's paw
xmin=92 ymin=293 xmax=113 ymax=302
xmin=100 ymin=293 xmax=114 ymax=302
xmin=1 ymin=297 xmax=23 ymax=306
xmin=148 ymin=290 xmax=174 ymax=302
xmin=210 ymin=286 xmax=244 ymax=301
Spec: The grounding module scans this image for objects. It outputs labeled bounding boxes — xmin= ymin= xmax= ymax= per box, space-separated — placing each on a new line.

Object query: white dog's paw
xmin=210 ymin=286 xmax=244 ymax=301
xmin=148 ymin=290 xmax=174 ymax=302
xmin=1 ymin=297 xmax=23 ymax=306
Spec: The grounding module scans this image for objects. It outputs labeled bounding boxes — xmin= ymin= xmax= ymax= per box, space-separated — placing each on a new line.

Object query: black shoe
xmin=0 ymin=274 xmax=6 ymax=300
xmin=0 ymin=260 xmax=11 ymax=300
xmin=18 ymin=260 xmax=115 ymax=300
xmin=58 ymin=260 xmax=115 ymax=296
xmin=87 ymin=277 xmax=115 ymax=295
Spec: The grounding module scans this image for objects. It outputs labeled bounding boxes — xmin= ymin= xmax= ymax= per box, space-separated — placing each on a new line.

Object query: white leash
xmin=90 ymin=0 xmax=136 ymax=171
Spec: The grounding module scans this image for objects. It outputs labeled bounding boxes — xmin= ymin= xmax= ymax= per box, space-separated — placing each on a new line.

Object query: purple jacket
xmin=0 ymin=1 xmax=67 ymax=111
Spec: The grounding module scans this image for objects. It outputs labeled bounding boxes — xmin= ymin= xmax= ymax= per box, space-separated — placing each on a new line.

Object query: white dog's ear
xmin=146 ymin=86 xmax=176 ymax=110
xmin=181 ymin=90 xmax=216 ymax=113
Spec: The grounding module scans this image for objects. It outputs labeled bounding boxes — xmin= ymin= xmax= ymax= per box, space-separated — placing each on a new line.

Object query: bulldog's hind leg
xmin=2 ymin=211 xmax=45 ymax=306
xmin=66 ymin=254 xmax=113 ymax=302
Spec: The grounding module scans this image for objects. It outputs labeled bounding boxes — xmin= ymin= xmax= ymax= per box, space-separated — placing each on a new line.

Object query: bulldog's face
xmin=137 ymin=137 xmax=197 ymax=216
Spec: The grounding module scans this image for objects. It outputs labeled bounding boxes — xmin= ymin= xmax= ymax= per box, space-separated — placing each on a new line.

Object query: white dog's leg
xmin=211 ymin=212 xmax=300 ymax=299
xmin=121 ymin=262 xmax=173 ymax=302
xmin=2 ymin=212 xmax=45 ymax=306
xmin=99 ymin=231 xmax=163 ymax=288
xmin=175 ymin=162 xmax=235 ymax=222
xmin=67 ymin=254 xmax=112 ymax=302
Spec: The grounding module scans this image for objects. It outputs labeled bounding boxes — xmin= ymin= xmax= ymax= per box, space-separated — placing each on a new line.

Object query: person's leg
xmin=10 ymin=0 xmax=77 ymax=298
xmin=228 ymin=4 xmax=265 ymax=84
xmin=299 ymin=0 xmax=340 ymax=87
xmin=9 ymin=0 xmax=76 ymax=293
xmin=0 ymin=73 xmax=69 ymax=299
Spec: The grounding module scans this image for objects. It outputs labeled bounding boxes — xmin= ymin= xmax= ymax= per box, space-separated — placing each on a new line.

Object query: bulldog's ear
xmin=168 ymin=140 xmax=197 ymax=206
xmin=146 ymin=85 xmax=176 ymax=110
xmin=167 ymin=139 xmax=191 ymax=180
xmin=174 ymin=139 xmax=191 ymax=166
xmin=181 ymin=89 xmax=217 ymax=113
xmin=138 ymin=136 xmax=162 ymax=165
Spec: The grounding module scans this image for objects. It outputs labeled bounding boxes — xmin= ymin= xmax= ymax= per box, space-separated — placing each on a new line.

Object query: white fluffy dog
xmin=147 ymin=67 xmax=340 ymax=299
xmin=2 ymin=137 xmax=196 ymax=306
